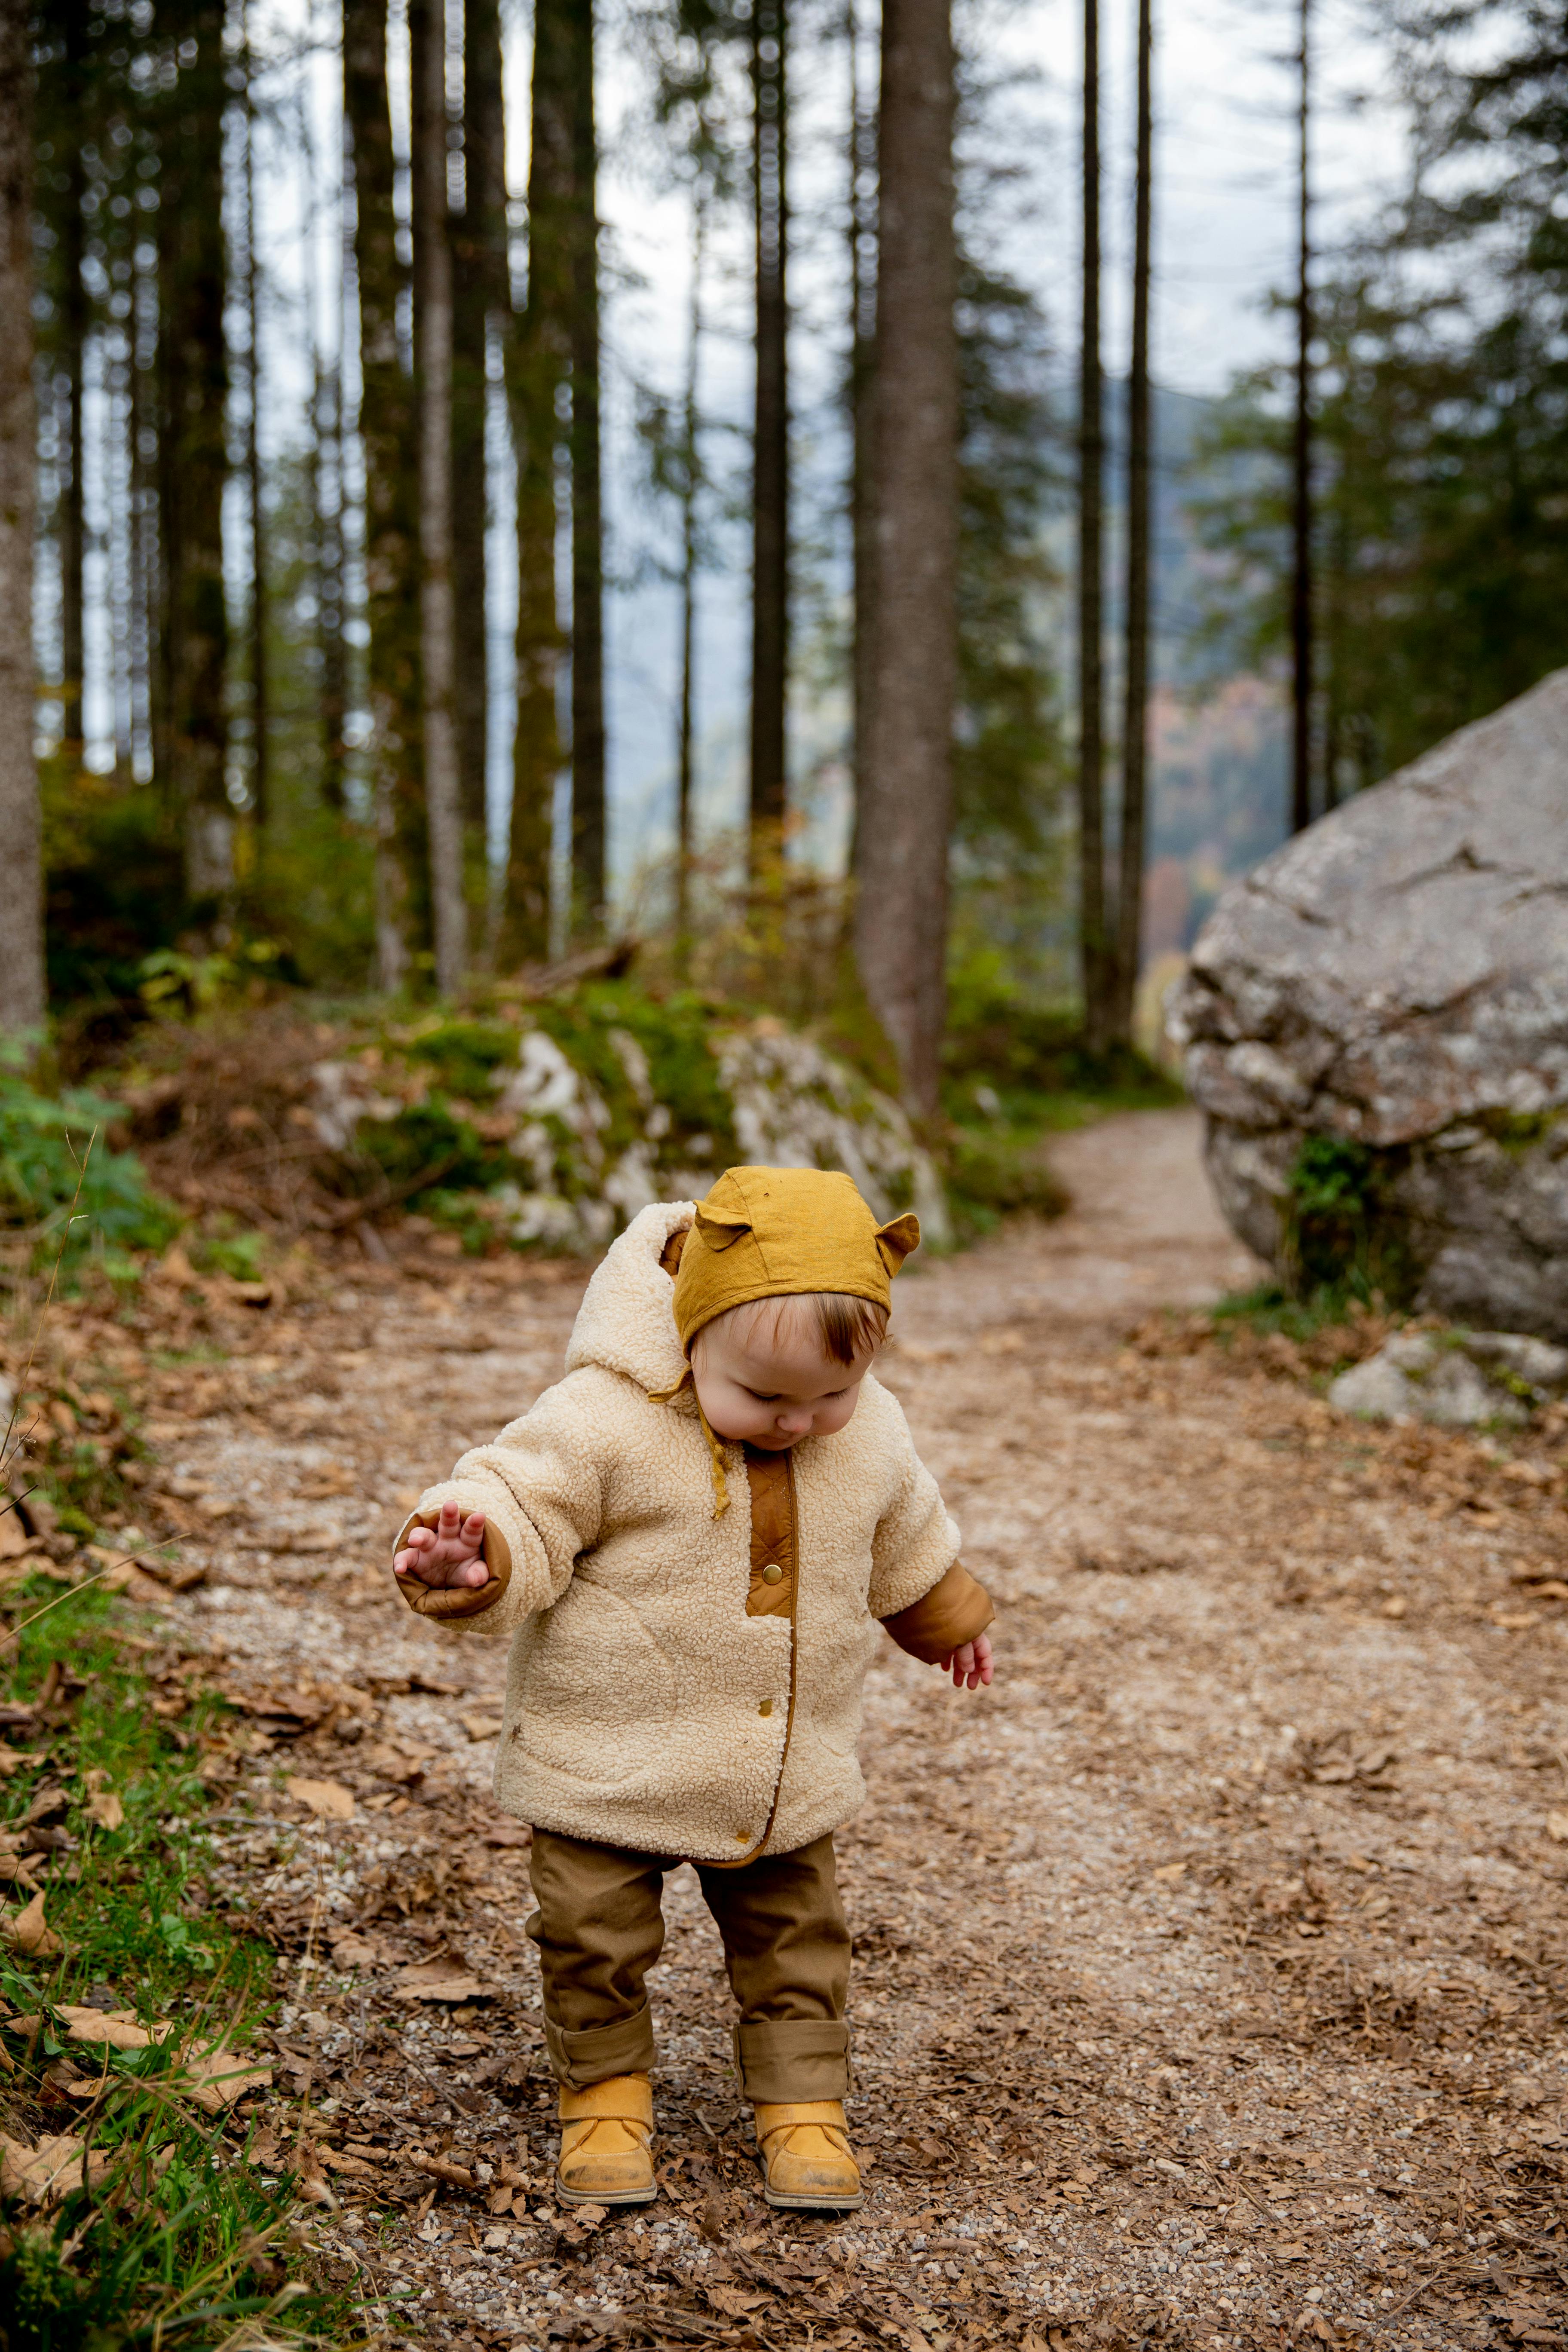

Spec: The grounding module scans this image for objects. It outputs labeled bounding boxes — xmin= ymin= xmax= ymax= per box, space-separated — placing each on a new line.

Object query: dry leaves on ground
xmin=285 ymin=1776 xmax=357 ymax=1822
xmin=0 ymin=2130 xmax=113 ymax=2208
xmin=0 ymin=1890 xmax=63 ymax=1957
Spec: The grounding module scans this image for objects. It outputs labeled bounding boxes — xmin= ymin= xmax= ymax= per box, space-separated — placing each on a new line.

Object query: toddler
xmin=393 ymin=1165 xmax=994 ymax=2214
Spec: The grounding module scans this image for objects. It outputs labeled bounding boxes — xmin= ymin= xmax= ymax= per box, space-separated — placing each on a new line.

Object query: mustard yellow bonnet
xmin=671 ymin=1164 xmax=920 ymax=1354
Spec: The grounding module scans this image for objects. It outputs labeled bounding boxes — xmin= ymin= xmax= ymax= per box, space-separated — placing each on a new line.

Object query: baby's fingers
xmin=393 ymin=1508 xmax=489 ymax=1587
xmin=937 ymin=1638 xmax=992 ymax=1690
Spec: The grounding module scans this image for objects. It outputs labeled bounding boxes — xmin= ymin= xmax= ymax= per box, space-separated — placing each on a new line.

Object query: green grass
xmin=0 ymin=1574 xmax=343 ymax=2349
xmin=0 ymin=1064 xmax=178 ymax=1281
xmin=1209 ymin=1280 xmax=1369 ymax=1345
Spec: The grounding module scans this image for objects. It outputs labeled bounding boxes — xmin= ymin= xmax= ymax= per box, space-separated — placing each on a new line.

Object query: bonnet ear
xmin=874 ymin=1212 xmax=922 ymax=1276
xmin=693 ymin=1203 xmax=753 ymax=1251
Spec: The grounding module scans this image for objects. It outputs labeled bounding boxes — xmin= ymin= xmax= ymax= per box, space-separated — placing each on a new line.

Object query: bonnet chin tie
xmin=647 ymin=1365 xmax=731 ymax=1518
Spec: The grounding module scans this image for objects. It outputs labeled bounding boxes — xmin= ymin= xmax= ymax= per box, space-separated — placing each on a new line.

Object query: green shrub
xmin=352 ymin=1097 xmax=507 ymax=1204
xmin=405 ymin=1017 xmax=520 ymax=1099
xmin=0 ymin=1580 xmax=337 ymax=2348
xmin=942 ymin=955 xmax=1182 ymax=1120
xmin=188 ymin=1228 xmax=266 ymax=1284
xmin=42 ymin=764 xmax=187 ymax=1012
xmin=946 ymin=1128 xmax=1069 ymax=1240
xmin=1280 ymin=1133 xmax=1418 ymax=1306
xmin=0 ymin=1062 xmax=179 ymax=1272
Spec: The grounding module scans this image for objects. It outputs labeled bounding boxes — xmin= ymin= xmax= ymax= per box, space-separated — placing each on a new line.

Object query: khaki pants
xmin=526 ymin=1827 xmax=851 ymax=2104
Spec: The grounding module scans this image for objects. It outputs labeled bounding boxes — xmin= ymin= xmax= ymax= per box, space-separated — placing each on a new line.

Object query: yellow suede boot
xmin=556 ymin=2073 xmax=657 ymax=2207
xmin=753 ymin=2101 xmax=864 ymax=2212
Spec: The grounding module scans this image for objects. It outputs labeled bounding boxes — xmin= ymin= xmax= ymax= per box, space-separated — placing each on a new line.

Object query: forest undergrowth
xmin=0 ymin=1110 xmax=1558 ymax=2352
xmin=0 ymin=1232 xmax=359 ymax=2349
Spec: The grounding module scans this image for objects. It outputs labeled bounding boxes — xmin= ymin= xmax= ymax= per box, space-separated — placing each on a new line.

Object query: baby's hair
xmin=701 ymin=1290 xmax=889 ymax=1367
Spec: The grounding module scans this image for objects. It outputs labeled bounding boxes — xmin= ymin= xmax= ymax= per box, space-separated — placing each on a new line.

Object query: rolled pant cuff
xmin=544 ymin=2003 xmax=656 ymax=2089
xmin=733 ymin=2018 xmax=851 ymax=2104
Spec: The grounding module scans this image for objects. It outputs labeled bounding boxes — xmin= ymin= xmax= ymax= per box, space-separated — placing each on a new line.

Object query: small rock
xmin=1330 ymin=1325 xmax=1568 ymax=1426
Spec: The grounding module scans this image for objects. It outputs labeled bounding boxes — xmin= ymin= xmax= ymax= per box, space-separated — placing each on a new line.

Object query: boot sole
xmin=761 ymin=2179 xmax=865 ymax=2213
xmin=556 ymin=2174 xmax=658 ymax=2208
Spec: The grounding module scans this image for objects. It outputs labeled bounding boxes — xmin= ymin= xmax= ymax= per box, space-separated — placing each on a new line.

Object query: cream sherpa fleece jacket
xmin=394 ymin=1199 xmax=961 ymax=1862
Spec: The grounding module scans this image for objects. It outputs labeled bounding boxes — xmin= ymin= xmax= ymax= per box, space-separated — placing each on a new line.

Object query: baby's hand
xmin=937 ymin=1632 xmax=993 ymax=1691
xmin=394 ymin=1501 xmax=490 ymax=1592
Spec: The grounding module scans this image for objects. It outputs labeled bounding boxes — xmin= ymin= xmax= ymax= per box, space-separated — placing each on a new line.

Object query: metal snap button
xmin=761 ymin=1563 xmax=783 ymax=1585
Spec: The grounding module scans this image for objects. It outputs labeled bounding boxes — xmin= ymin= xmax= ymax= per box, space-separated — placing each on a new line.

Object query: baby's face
xmin=692 ymin=1310 xmax=876 ymax=1450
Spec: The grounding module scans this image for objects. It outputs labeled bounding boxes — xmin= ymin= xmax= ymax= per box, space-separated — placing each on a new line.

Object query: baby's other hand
xmin=937 ymin=1632 xmax=993 ymax=1690
xmin=394 ymin=1501 xmax=490 ymax=1591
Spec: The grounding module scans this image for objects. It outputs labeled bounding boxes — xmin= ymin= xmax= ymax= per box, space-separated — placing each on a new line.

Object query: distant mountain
xmin=602 ymin=376 xmax=1291 ymax=948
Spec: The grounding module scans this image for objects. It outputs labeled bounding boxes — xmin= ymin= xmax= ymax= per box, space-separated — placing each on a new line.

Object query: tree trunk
xmin=675 ymin=193 xmax=706 ymax=967
xmin=749 ymin=0 xmax=789 ymax=873
xmin=846 ymin=0 xmax=876 ymax=883
xmin=1323 ymin=498 xmax=1347 ymax=813
xmin=243 ymin=19 xmax=268 ymax=841
xmin=158 ymin=0 xmax=230 ymax=903
xmin=1077 ymin=0 xmax=1109 ymax=1050
xmin=500 ymin=0 xmax=571 ymax=968
xmin=412 ymin=0 xmax=467 ymax=993
xmin=345 ymin=0 xmax=425 ymax=988
xmin=132 ymin=227 xmax=160 ymax=792
xmin=567 ymin=0 xmax=606 ymax=937
xmin=451 ymin=0 xmax=506 ymax=841
xmin=854 ymin=0 xmax=958 ymax=1121
xmin=314 ymin=346 xmax=349 ymax=811
xmin=56 ymin=0 xmax=89 ymax=765
xmin=1290 ymin=0 xmax=1314 ymax=835
xmin=1113 ymin=0 xmax=1153 ymax=1047
xmin=0 ymin=0 xmax=43 ymax=1035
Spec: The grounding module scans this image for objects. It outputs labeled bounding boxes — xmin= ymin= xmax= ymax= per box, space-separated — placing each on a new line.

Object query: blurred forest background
xmin=1 ymin=0 xmax=1567 ymax=1251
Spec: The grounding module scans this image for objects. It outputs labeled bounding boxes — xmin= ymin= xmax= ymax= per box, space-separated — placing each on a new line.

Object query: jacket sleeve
xmin=866 ymin=1386 xmax=965 ymax=1622
xmin=390 ymin=1372 xmax=609 ymax=1640
xmin=880 ymin=1560 xmax=995 ymax=1663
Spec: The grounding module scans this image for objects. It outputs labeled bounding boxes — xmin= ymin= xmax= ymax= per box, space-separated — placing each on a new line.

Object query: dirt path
xmin=144 ymin=1110 xmax=1567 ymax=2350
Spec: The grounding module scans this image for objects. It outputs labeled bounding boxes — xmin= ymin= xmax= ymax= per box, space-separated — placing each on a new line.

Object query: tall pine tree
xmin=501 ymin=0 xmax=572 ymax=965
xmin=854 ymin=0 xmax=959 ymax=1118
xmin=157 ymin=0 xmax=230 ymax=901
xmin=749 ymin=0 xmax=789 ymax=874
xmin=345 ymin=0 xmax=425 ymax=986
xmin=0 ymin=0 xmax=43 ymax=1032
xmin=450 ymin=0 xmax=508 ymax=846
xmin=567 ymin=0 xmax=606 ymax=936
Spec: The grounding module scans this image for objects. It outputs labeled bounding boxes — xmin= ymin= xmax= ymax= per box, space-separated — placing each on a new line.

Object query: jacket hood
xmin=564 ymin=1199 xmax=695 ymax=1395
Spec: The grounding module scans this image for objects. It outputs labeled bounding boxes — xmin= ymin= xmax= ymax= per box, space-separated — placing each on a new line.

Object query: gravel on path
xmin=131 ymin=1112 xmax=1567 ymax=2351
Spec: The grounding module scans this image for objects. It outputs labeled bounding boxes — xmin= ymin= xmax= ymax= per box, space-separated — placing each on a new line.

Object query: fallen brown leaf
xmin=0 ymin=2131 xmax=110 ymax=2208
xmin=295 ymin=2138 xmax=337 ymax=2208
xmin=56 ymin=2006 xmax=155 ymax=2052
xmin=413 ymin=2151 xmax=478 ymax=2189
xmin=707 ymin=2286 xmax=770 ymax=2316
xmin=392 ymin=1960 xmax=487 ymax=2003
xmin=460 ymin=1713 xmax=505 ymax=1743
xmin=285 ymin=1776 xmax=356 ymax=1821
xmin=480 ymin=1819 xmax=531 ymax=1847
xmin=0 ymin=1891 xmax=63 ymax=1957
xmin=83 ymin=1786 xmax=125 ymax=1832
xmin=168 ymin=2040 xmax=273 ymax=2114
xmin=328 ymin=1930 xmax=385 ymax=1970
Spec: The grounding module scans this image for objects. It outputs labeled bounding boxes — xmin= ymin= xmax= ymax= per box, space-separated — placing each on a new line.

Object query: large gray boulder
xmin=1167 ymin=668 xmax=1568 ymax=1337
